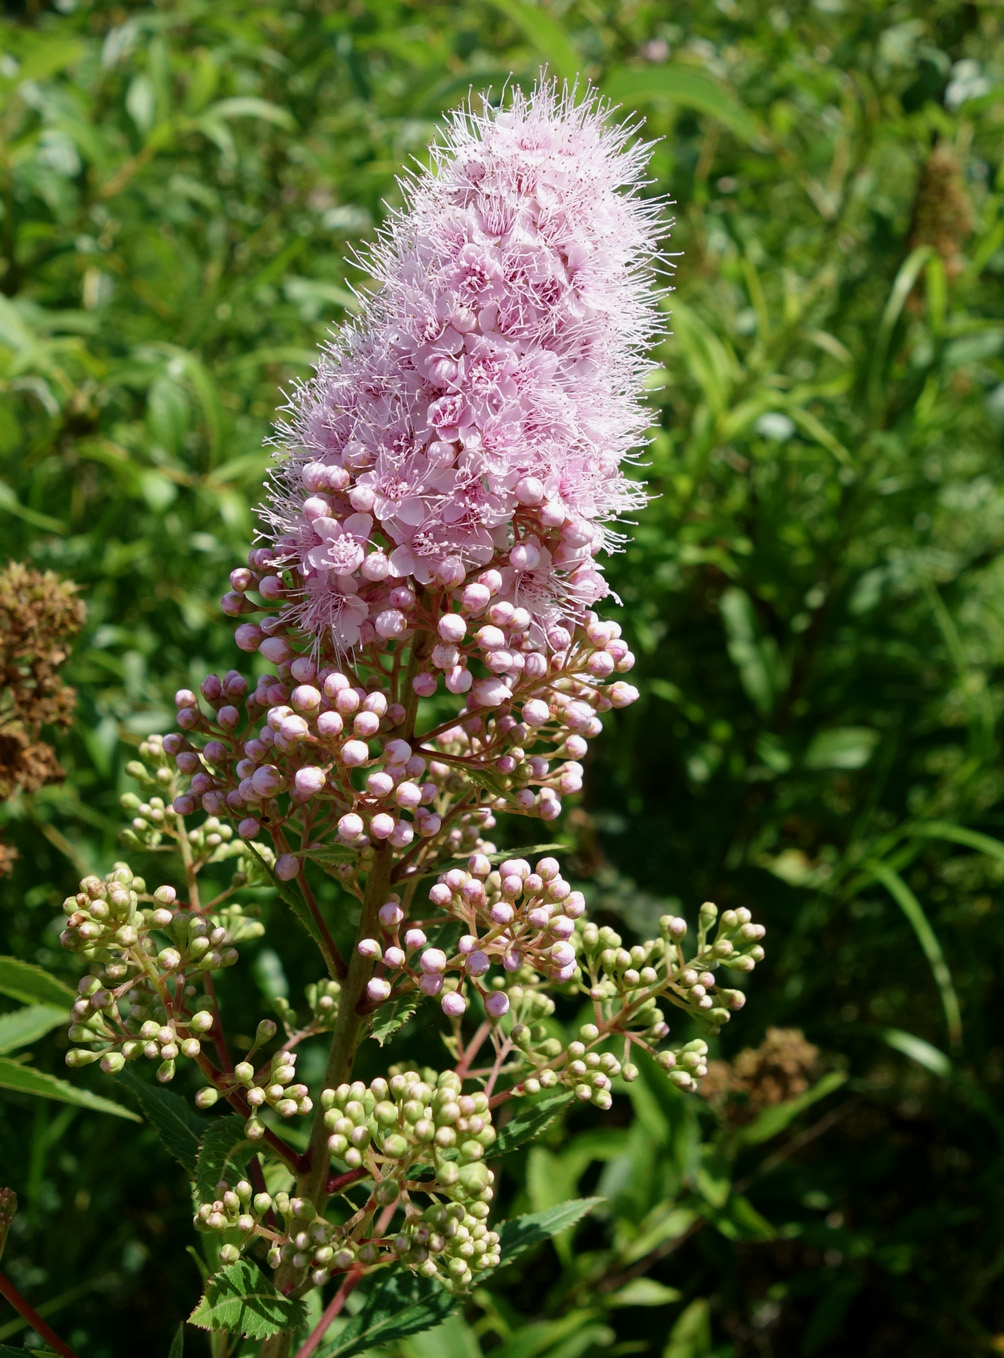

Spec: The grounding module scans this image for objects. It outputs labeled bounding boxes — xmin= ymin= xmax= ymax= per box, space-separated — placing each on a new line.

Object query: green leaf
xmin=738 ymin=1071 xmax=847 ymax=1146
xmin=608 ymin=1278 xmax=683 ymax=1308
xmin=118 ymin=1066 xmax=204 ymax=1171
xmin=484 ymin=0 xmax=581 ymax=84
xmin=804 ymin=726 xmax=880 ymax=771
xmin=868 ymin=244 xmax=934 ymax=411
xmin=167 ymin=1323 xmax=184 ymax=1358
xmin=497 ymin=1196 xmax=603 ymax=1265
xmin=719 ymin=588 xmax=778 ymax=717
xmin=0 ymin=1004 xmax=67 ymax=1055
xmin=603 ymin=64 xmax=762 ymax=146
xmin=877 ymin=1027 xmax=952 ymax=1078
xmin=195 ymin=1115 xmax=252 ymax=1202
xmin=370 ymin=995 xmax=418 ymax=1047
xmin=204 ymin=97 xmax=296 ymax=131
xmin=0 ymin=1056 xmax=139 ymax=1120
xmin=188 ymin=1260 xmax=306 ymax=1340
xmin=494 ymin=1089 xmax=573 ymax=1157
xmin=908 ymin=821 xmax=1004 ymax=863
xmin=315 ymin=1271 xmax=457 ymax=1358
xmin=245 ymin=844 xmax=326 ymax=955
xmin=0 ymin=956 xmax=76 ymax=1008
xmin=864 ymin=859 xmax=963 ymax=1047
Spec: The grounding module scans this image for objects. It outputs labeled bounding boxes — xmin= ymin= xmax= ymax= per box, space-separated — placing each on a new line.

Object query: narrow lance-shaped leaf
xmin=0 ymin=1056 xmax=139 ymax=1121
xmin=0 ymin=1004 xmax=68 ymax=1055
xmin=0 ymin=956 xmax=76 ymax=1008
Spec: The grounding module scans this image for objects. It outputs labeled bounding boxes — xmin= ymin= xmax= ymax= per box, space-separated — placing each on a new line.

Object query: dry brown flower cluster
xmin=0 ymin=562 xmax=85 ymax=872
xmin=909 ymin=145 xmax=973 ymax=281
xmin=701 ymin=1026 xmax=821 ymax=1126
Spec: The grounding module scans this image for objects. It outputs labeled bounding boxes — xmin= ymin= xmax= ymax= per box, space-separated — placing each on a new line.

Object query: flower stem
xmin=0 ymin=1270 xmax=78 ymax=1358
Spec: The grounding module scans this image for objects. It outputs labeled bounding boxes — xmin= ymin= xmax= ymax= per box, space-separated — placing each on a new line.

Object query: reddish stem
xmin=0 ymin=1270 xmax=78 ymax=1358
xmin=325 ymin=1167 xmax=366 ymax=1196
xmin=294 ymin=1268 xmax=363 ymax=1358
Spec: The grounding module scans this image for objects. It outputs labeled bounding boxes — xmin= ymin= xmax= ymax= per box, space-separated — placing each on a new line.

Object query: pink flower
xmin=261 ymin=81 xmax=665 ymax=653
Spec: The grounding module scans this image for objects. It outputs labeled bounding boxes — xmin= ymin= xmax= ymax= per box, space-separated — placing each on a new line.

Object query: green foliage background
xmin=1 ymin=0 xmax=1003 ymax=1354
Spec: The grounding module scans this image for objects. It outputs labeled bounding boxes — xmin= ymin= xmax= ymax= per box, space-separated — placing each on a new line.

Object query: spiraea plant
xmin=55 ymin=83 xmax=764 ymax=1357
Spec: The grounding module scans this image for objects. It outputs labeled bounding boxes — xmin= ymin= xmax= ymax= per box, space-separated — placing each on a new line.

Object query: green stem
xmin=260 ymin=634 xmax=428 ymax=1357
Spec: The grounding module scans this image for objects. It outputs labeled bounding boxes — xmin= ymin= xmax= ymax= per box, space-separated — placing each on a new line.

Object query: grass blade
xmin=864 ymin=859 xmax=962 ymax=1047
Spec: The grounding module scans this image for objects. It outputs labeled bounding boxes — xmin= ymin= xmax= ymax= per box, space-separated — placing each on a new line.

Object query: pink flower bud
xmin=429 ymin=883 xmax=452 ymax=907
xmin=353 ymin=710 xmax=381 ymax=737
xmin=419 ymin=973 xmax=443 ymax=996
xmin=294 ymin=766 xmax=325 ymax=795
xmin=276 ymin=854 xmax=300 ymax=881
xmin=389 ymin=820 xmax=413 ymax=848
xmin=412 ymin=671 xmax=438 ymax=696
xmin=420 ymin=948 xmax=447 ymax=974
xmin=466 ymin=951 xmax=490 ymax=977
xmin=485 ymin=992 xmax=510 ymax=1018
xmin=251 ymin=765 xmax=283 ymax=797
xmin=509 ymin=541 xmax=540 ymax=571
xmin=341 ymin=740 xmax=369 ymax=767
xmin=317 ymin=711 xmax=344 ymax=738
xmin=476 ymin=624 xmax=505 ymax=651
xmin=384 ymin=739 xmax=411 ymax=764
xmin=337 ymin=812 xmax=364 ymax=840
xmin=370 ymin=812 xmax=395 ymax=839
xmin=357 ymin=938 xmax=382 ymax=959
xmin=384 ymin=946 xmax=405 ymax=968
xmin=404 ymin=928 xmax=426 ymax=950
xmin=461 ymin=583 xmax=490 ymax=613
xmin=379 ymin=901 xmax=404 ymax=928
xmin=441 ymin=992 xmax=467 ymax=1018
xmin=609 ymin=682 xmax=639 ymax=708
xmin=438 ymin=614 xmax=467 ymax=643
xmin=445 ymin=665 xmax=472 ymax=694
xmin=291 ymin=684 xmax=321 ymax=712
xmin=173 ymin=794 xmax=196 ymax=815
xmin=259 ymin=636 xmax=289 ymax=664
xmin=473 ymin=677 xmax=510 ymax=708
xmin=375 ymin=609 xmax=407 ymax=639
xmin=367 ymin=977 xmax=392 ymax=1003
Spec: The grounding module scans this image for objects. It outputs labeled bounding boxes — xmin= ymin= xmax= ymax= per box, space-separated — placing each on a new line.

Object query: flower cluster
xmin=254 ymin=83 xmax=661 ymax=656
xmin=51 ymin=82 xmax=762 ymax=1341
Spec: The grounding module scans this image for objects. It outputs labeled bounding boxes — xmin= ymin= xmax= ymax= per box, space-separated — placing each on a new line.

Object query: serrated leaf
xmin=0 ymin=1056 xmax=139 ymax=1120
xmin=245 ymin=843 xmax=326 ymax=954
xmin=119 ymin=1066 xmax=204 ymax=1170
xmin=497 ymin=1196 xmax=603 ymax=1265
xmin=195 ymin=1115 xmax=252 ymax=1202
xmin=370 ymin=995 xmax=417 ymax=1047
xmin=738 ymin=1071 xmax=847 ymax=1146
xmin=0 ymin=956 xmax=76 ymax=1008
xmin=0 ymin=1004 xmax=67 ymax=1055
xmin=303 ymin=844 xmax=357 ymax=867
xmin=315 ymin=1271 xmax=457 ymax=1358
xmin=494 ymin=1089 xmax=572 ymax=1157
xmin=188 ymin=1260 xmax=306 ymax=1340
